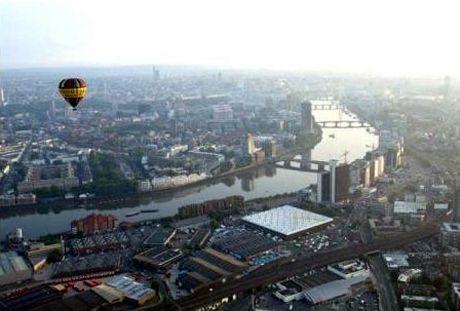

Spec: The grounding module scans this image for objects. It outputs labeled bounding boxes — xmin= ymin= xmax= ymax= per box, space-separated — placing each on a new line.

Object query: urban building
xmin=17 ymin=163 xmax=79 ymax=193
xmin=143 ymin=228 xmax=176 ymax=246
xmin=0 ymin=194 xmax=37 ymax=207
xmin=70 ymin=214 xmax=117 ymax=235
xmin=212 ymin=230 xmax=276 ymax=261
xmin=0 ymin=251 xmax=32 ymax=286
xmin=16 ymin=193 xmax=37 ymax=205
xmin=152 ymin=65 xmax=160 ymax=81
xmin=335 ymin=163 xmax=350 ymax=202
xmin=317 ymin=161 xmax=350 ymax=204
xmin=0 ymin=86 xmax=5 ymax=107
xmin=441 ymin=222 xmax=460 ymax=249
xmin=178 ymin=196 xmax=244 ymax=218
xmin=134 ymin=247 xmax=184 ymax=269
xmin=177 ymin=248 xmax=246 ymax=292
xmin=188 ymin=228 xmax=212 ymax=249
xmin=393 ymin=201 xmax=426 ymax=214
xmin=398 ymin=269 xmax=422 ymax=283
xmin=105 ymin=275 xmax=156 ymax=306
xmin=383 ymin=253 xmax=410 ymax=270
xmin=262 ymin=138 xmax=278 ymax=159
xmin=242 ymin=133 xmax=256 ymax=155
xmin=212 ymin=104 xmax=233 ymax=120
xmin=137 ymin=179 xmax=153 ymax=192
xmin=274 ymin=259 xmax=370 ymax=305
xmin=327 ymin=259 xmax=370 ymax=279
xmin=300 ymin=101 xmax=312 ymax=132
xmin=242 ymin=205 xmax=333 ymax=239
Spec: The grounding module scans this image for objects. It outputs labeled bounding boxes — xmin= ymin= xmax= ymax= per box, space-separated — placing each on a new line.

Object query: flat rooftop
xmin=0 ymin=251 xmax=29 ymax=277
xmin=442 ymin=222 xmax=460 ymax=232
xmin=242 ymin=205 xmax=333 ymax=237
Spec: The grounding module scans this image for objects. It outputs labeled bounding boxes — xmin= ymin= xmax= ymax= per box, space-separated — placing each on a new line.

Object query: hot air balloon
xmin=58 ymin=78 xmax=87 ymax=111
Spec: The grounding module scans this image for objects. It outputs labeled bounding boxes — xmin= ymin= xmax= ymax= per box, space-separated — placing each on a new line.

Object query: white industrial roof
xmin=0 ymin=252 xmax=29 ymax=276
xmin=434 ymin=203 xmax=448 ymax=210
xmin=383 ymin=252 xmax=410 ymax=269
xmin=394 ymin=201 xmax=426 ymax=214
xmin=442 ymin=222 xmax=460 ymax=232
xmin=106 ymin=275 xmax=155 ymax=300
xmin=304 ymin=280 xmax=350 ymax=304
xmin=242 ymin=205 xmax=333 ymax=237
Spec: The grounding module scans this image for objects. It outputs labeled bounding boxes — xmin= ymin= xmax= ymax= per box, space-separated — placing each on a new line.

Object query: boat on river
xmin=126 ymin=211 xmax=141 ymax=217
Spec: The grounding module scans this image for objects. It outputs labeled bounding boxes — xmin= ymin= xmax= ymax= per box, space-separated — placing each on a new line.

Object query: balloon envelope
xmin=58 ymin=78 xmax=87 ymax=110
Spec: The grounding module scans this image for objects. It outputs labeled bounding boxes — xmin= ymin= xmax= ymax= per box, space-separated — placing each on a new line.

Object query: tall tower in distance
xmin=48 ymin=100 xmax=56 ymax=119
xmin=0 ymin=87 xmax=5 ymax=107
xmin=243 ymin=133 xmax=256 ymax=155
xmin=152 ymin=65 xmax=160 ymax=82
xmin=301 ymin=100 xmax=312 ymax=132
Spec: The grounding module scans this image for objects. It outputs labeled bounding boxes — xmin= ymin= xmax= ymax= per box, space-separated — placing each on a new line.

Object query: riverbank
xmin=10 ymin=127 xmax=322 ymax=212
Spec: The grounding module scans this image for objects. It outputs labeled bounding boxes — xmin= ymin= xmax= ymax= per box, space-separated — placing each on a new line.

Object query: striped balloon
xmin=58 ymin=78 xmax=87 ymax=111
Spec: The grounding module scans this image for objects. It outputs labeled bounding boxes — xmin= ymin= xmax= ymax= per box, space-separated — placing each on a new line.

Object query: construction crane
xmin=340 ymin=150 xmax=349 ymax=164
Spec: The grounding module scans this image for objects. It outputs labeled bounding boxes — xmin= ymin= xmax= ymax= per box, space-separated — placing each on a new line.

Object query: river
xmin=0 ymin=107 xmax=379 ymax=239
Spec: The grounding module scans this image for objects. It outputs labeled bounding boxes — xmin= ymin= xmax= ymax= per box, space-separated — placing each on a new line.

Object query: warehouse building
xmin=212 ymin=231 xmax=276 ymax=260
xmin=0 ymin=251 xmax=32 ymax=286
xmin=274 ymin=259 xmax=370 ymax=305
xmin=177 ymin=248 xmax=246 ymax=292
xmin=134 ymin=246 xmax=184 ymax=269
xmin=143 ymin=228 xmax=176 ymax=246
xmin=105 ymin=275 xmax=156 ymax=306
xmin=242 ymin=205 xmax=333 ymax=239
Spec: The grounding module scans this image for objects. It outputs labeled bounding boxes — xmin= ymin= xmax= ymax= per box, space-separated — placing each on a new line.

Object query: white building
xmin=393 ymin=201 xmax=426 ymax=214
xmin=242 ymin=205 xmax=333 ymax=239
xmin=398 ymin=269 xmax=422 ymax=283
xmin=327 ymin=259 xmax=370 ymax=279
xmin=169 ymin=144 xmax=188 ymax=157
xmin=383 ymin=253 xmax=410 ymax=270
xmin=105 ymin=275 xmax=156 ymax=306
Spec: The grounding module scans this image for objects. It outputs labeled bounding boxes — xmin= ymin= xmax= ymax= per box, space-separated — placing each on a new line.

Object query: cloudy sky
xmin=1 ymin=0 xmax=460 ymax=76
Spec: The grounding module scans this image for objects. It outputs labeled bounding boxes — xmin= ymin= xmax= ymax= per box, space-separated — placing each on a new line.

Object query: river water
xmin=0 ymin=108 xmax=379 ymax=239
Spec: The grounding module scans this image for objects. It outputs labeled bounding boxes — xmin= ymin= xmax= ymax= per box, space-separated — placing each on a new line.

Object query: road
xmin=168 ymin=222 xmax=438 ymax=311
xmin=368 ymin=254 xmax=399 ymax=311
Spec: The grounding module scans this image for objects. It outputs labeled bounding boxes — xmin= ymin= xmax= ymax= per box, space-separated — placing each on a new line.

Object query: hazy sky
xmin=1 ymin=0 xmax=460 ymax=76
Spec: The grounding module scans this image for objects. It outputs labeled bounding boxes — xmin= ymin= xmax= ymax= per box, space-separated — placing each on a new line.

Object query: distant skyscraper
xmin=301 ymin=101 xmax=312 ymax=131
xmin=316 ymin=160 xmax=347 ymax=204
xmin=263 ymin=139 xmax=277 ymax=159
xmin=152 ymin=66 xmax=160 ymax=82
xmin=243 ymin=133 xmax=256 ymax=155
xmin=48 ymin=100 xmax=56 ymax=119
xmin=0 ymin=87 xmax=5 ymax=107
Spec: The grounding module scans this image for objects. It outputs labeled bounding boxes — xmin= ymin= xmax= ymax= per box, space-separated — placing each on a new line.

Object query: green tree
xmin=47 ymin=249 xmax=63 ymax=263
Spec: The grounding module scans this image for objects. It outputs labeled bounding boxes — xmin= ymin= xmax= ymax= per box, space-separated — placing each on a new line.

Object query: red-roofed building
xmin=71 ymin=214 xmax=117 ymax=235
